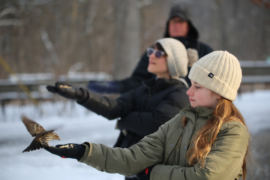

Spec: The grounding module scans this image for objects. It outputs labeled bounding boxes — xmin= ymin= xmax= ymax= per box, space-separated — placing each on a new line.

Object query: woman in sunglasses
xmin=46 ymin=38 xmax=194 ymax=180
xmin=45 ymin=50 xmax=249 ymax=180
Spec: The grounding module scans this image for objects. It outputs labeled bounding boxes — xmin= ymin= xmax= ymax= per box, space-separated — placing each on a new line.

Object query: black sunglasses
xmin=147 ymin=48 xmax=165 ymax=58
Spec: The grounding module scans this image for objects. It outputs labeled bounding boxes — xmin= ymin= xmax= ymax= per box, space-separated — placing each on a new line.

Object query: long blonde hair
xmin=182 ymin=98 xmax=249 ymax=180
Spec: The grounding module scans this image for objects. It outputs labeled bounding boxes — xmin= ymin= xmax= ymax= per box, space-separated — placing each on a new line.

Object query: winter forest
xmin=1 ymin=0 xmax=270 ymax=180
xmin=1 ymin=0 xmax=270 ymax=79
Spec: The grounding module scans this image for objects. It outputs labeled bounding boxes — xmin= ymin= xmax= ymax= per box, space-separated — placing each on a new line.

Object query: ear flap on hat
xmin=187 ymin=48 xmax=198 ymax=67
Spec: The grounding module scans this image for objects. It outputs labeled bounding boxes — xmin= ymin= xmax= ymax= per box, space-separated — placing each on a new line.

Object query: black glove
xmin=47 ymin=82 xmax=85 ymax=100
xmin=137 ymin=165 xmax=155 ymax=180
xmin=44 ymin=143 xmax=86 ymax=161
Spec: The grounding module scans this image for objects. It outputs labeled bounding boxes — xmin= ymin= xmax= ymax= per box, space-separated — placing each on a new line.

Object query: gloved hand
xmin=44 ymin=143 xmax=86 ymax=161
xmin=137 ymin=165 xmax=155 ymax=180
xmin=87 ymin=81 xmax=119 ymax=94
xmin=47 ymin=82 xmax=84 ymax=100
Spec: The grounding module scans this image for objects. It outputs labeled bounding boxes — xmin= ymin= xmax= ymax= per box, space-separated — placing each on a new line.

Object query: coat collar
xmin=142 ymin=77 xmax=184 ymax=93
xmin=180 ymin=105 xmax=214 ymax=124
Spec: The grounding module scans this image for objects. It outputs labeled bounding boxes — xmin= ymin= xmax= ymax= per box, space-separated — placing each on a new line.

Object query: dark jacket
xmin=78 ymin=78 xmax=189 ymax=148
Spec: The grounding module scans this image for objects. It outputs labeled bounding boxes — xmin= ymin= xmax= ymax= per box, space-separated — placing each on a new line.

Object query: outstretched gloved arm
xmin=47 ymin=82 xmax=134 ymax=120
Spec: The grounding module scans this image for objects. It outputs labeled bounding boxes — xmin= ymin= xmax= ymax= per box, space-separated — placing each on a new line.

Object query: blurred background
xmin=0 ymin=0 xmax=270 ymax=180
xmin=0 ymin=0 xmax=270 ymax=79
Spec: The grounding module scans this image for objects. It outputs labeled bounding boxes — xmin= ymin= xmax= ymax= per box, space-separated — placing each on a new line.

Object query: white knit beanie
xmin=188 ymin=51 xmax=242 ymax=101
xmin=157 ymin=38 xmax=188 ymax=78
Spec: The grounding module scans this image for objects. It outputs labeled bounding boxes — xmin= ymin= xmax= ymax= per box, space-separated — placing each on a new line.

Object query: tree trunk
xmin=113 ymin=0 xmax=141 ymax=80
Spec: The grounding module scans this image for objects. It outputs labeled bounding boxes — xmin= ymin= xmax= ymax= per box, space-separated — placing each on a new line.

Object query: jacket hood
xmin=163 ymin=4 xmax=199 ymax=39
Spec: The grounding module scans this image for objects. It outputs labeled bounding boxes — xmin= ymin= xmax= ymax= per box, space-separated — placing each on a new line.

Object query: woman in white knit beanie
xmin=184 ymin=50 xmax=250 ymax=180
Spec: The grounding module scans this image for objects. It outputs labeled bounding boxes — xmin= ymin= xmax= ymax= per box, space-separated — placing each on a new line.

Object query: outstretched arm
xmin=77 ymin=88 xmax=136 ymax=119
xmin=44 ymin=116 xmax=177 ymax=176
xmin=47 ymin=82 xmax=136 ymax=120
xmin=79 ymin=122 xmax=170 ymax=176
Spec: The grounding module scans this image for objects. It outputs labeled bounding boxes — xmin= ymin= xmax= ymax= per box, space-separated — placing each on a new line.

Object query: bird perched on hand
xmin=22 ymin=115 xmax=60 ymax=153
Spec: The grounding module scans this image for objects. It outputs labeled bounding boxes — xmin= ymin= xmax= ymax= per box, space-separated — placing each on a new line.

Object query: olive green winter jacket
xmin=79 ymin=106 xmax=249 ymax=180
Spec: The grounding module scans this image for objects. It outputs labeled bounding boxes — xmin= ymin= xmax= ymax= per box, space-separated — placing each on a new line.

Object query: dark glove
xmin=137 ymin=165 xmax=155 ymax=180
xmin=44 ymin=143 xmax=86 ymax=161
xmin=47 ymin=82 xmax=85 ymax=100
xmin=87 ymin=81 xmax=119 ymax=94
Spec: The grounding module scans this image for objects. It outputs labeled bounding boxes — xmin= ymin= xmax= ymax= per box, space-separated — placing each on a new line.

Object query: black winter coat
xmin=77 ymin=78 xmax=189 ymax=148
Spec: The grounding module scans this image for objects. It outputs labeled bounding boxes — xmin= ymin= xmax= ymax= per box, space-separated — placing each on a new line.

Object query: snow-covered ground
xmin=0 ymin=101 xmax=122 ymax=180
xmin=0 ymin=90 xmax=270 ymax=180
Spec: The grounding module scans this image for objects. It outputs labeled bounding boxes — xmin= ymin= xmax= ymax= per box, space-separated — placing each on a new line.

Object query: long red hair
xmin=182 ymin=98 xmax=250 ymax=180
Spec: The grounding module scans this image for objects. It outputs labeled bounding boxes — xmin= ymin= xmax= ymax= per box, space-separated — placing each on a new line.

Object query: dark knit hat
xmin=169 ymin=4 xmax=190 ymax=21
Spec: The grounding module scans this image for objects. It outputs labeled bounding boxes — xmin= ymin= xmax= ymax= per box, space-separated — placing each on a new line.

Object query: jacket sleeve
xmin=77 ymin=88 xmax=136 ymax=120
xmin=150 ymin=122 xmax=249 ymax=180
xmin=117 ymin=88 xmax=189 ymax=136
xmin=78 ymin=117 xmax=178 ymax=176
xmin=116 ymin=51 xmax=155 ymax=94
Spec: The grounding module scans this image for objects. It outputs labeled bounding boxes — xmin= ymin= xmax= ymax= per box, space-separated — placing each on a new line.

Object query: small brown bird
xmin=22 ymin=116 xmax=60 ymax=153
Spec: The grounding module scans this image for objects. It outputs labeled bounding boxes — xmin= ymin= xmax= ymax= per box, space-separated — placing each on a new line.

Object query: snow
xmin=0 ymin=102 xmax=122 ymax=180
xmin=234 ymin=90 xmax=270 ymax=135
xmin=0 ymin=90 xmax=270 ymax=180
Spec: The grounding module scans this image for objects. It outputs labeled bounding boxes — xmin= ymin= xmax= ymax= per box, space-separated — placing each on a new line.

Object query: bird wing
xmin=22 ymin=137 xmax=44 ymax=153
xmin=21 ymin=115 xmax=46 ymax=137
xmin=22 ymin=130 xmax=56 ymax=153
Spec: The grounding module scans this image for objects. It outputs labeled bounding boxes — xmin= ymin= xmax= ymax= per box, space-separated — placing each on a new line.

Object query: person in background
xmin=44 ymin=51 xmax=250 ymax=180
xmin=46 ymin=38 xmax=196 ymax=180
xmin=87 ymin=3 xmax=213 ymax=94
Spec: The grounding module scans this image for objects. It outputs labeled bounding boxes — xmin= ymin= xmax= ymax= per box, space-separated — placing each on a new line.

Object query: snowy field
xmin=0 ymin=90 xmax=270 ymax=180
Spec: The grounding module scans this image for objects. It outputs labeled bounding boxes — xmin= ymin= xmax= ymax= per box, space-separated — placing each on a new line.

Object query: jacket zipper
xmin=164 ymin=127 xmax=184 ymax=164
xmin=183 ymin=112 xmax=198 ymax=166
xmin=146 ymin=80 xmax=162 ymax=101
xmin=147 ymin=93 xmax=151 ymax=100
xmin=195 ymin=112 xmax=199 ymax=120
xmin=179 ymin=120 xmax=189 ymax=165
